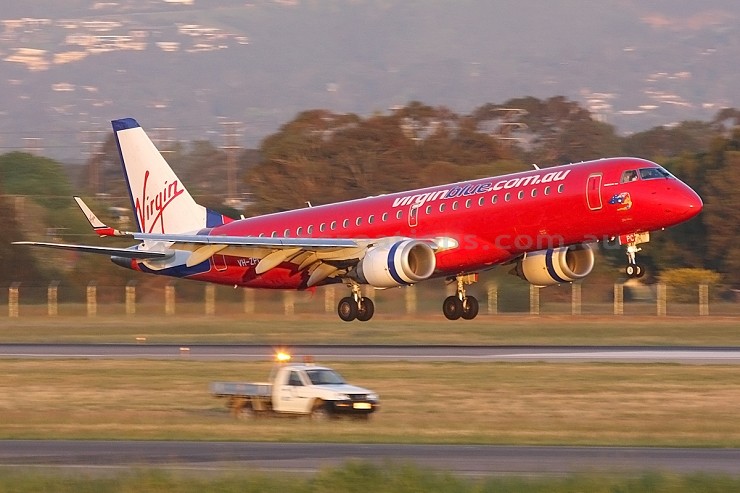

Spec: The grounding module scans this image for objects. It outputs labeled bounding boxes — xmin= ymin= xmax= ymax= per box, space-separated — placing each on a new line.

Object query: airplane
xmin=14 ymin=118 xmax=703 ymax=321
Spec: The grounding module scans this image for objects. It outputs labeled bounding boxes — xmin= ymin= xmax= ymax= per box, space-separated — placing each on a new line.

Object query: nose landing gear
xmin=618 ymin=233 xmax=649 ymax=279
xmin=442 ymin=274 xmax=480 ymax=320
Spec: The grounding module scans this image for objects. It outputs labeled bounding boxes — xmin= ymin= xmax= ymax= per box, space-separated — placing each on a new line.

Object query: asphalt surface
xmin=2 ymin=441 xmax=740 ymax=476
xmin=1 ymin=343 xmax=740 ymax=364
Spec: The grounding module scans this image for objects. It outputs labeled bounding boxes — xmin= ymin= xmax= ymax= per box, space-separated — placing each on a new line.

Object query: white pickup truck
xmin=210 ymin=362 xmax=380 ymax=419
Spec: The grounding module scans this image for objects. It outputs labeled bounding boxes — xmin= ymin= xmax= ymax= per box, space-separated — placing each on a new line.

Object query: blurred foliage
xmin=659 ymin=268 xmax=722 ymax=286
xmin=2 ymin=97 xmax=739 ymax=288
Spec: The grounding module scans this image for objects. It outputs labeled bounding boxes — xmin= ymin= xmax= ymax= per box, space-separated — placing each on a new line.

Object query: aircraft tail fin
xmin=112 ymin=118 xmax=232 ymax=234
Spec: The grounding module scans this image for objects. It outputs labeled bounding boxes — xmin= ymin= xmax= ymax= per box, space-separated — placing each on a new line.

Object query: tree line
xmin=1 ymin=97 xmax=739 ymax=288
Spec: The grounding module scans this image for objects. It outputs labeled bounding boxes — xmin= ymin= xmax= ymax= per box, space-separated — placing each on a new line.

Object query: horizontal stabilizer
xmin=12 ymin=241 xmax=171 ymax=260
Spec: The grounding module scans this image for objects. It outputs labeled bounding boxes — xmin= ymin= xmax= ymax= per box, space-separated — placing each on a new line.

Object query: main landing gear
xmin=337 ymin=282 xmax=375 ymax=322
xmin=442 ymin=274 xmax=479 ymax=321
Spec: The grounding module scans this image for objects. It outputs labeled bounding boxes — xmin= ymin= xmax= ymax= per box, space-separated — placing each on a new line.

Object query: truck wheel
xmin=311 ymin=403 xmax=332 ymax=421
xmin=237 ymin=405 xmax=255 ymax=420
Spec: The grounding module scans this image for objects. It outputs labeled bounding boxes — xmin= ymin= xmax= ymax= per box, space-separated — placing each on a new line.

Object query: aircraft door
xmin=586 ymin=173 xmax=603 ymax=211
xmin=408 ymin=202 xmax=420 ymax=228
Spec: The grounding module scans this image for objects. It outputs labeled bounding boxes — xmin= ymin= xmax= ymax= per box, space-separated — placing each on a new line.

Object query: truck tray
xmin=210 ymin=381 xmax=272 ymax=397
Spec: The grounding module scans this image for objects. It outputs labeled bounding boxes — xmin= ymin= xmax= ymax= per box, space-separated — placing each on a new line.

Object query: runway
xmin=1 ymin=343 xmax=740 ymax=364
xmin=2 ymin=441 xmax=740 ymax=476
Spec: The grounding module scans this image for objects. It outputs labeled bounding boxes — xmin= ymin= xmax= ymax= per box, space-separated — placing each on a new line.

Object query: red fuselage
xmin=128 ymin=157 xmax=702 ymax=288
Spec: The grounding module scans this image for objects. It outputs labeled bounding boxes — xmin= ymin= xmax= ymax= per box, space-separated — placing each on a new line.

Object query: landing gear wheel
xmin=356 ymin=297 xmax=375 ymax=322
xmin=337 ymin=297 xmax=358 ymax=322
xmin=625 ymin=263 xmax=645 ymax=279
xmin=443 ymin=296 xmax=463 ymax=320
xmin=461 ymin=296 xmax=479 ymax=320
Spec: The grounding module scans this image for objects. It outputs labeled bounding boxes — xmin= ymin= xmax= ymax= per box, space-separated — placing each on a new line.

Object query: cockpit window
xmin=620 ymin=170 xmax=638 ymax=183
xmin=639 ymin=167 xmax=672 ymax=180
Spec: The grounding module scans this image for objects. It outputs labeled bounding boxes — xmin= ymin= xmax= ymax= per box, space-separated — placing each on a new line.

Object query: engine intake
xmin=352 ymin=239 xmax=436 ymax=288
xmin=512 ymin=244 xmax=595 ymax=287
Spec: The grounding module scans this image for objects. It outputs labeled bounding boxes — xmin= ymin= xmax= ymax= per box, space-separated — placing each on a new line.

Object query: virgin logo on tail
xmin=135 ymin=170 xmax=184 ymax=233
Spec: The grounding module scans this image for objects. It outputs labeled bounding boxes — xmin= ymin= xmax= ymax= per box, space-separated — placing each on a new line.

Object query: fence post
xmin=165 ymin=283 xmax=176 ymax=315
xmin=614 ymin=283 xmax=624 ymax=315
xmin=86 ymin=281 xmax=97 ymax=317
xmin=243 ymin=288 xmax=254 ymax=314
xmin=657 ymin=283 xmax=667 ymax=316
xmin=487 ymin=283 xmax=498 ymax=315
xmin=571 ymin=283 xmax=582 ymax=315
xmin=529 ymin=284 xmax=540 ymax=315
xmin=405 ymin=286 xmax=417 ymax=315
xmin=283 ymin=291 xmax=294 ymax=316
xmin=8 ymin=283 xmax=20 ymax=318
xmin=125 ymin=281 xmax=136 ymax=316
xmin=48 ymin=281 xmax=59 ymax=317
xmin=699 ymin=284 xmax=709 ymax=316
xmin=205 ymin=284 xmax=216 ymax=315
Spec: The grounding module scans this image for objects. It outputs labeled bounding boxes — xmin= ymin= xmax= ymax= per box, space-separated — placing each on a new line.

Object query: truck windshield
xmin=305 ymin=369 xmax=346 ymax=385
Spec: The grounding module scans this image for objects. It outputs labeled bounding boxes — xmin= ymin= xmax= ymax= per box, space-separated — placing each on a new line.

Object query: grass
xmin=1 ymin=465 xmax=740 ymax=493
xmin=2 ymin=359 xmax=740 ymax=447
xmin=0 ymin=313 xmax=739 ymax=345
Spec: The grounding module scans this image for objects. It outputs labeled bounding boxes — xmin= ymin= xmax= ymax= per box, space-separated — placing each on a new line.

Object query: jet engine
xmin=352 ymin=239 xmax=436 ymax=288
xmin=512 ymin=244 xmax=595 ymax=287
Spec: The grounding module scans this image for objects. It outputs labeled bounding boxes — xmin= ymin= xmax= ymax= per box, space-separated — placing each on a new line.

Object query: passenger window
xmin=465 ymin=199 xmax=471 ymax=208
xmin=544 ymin=186 xmax=550 ymax=195
xmin=452 ymin=201 xmax=459 ymax=210
xmin=368 ymin=215 xmax=374 ymax=224
xmin=343 ymin=219 xmax=349 ymax=228
xmin=439 ymin=203 xmax=446 ymax=213
xmin=492 ymin=195 xmax=498 ymax=204
xmin=355 ymin=217 xmax=362 ymax=226
xmin=517 ymin=191 xmax=524 ymax=200
xmin=621 ymin=170 xmax=639 ymax=183
xmin=505 ymin=193 xmax=511 ymax=202
xmin=307 ymin=225 xmax=314 ymax=235
xmin=531 ymin=189 xmax=537 ymax=198
xmin=319 ymin=223 xmax=326 ymax=232
xmin=425 ymin=206 xmax=432 ymax=215
xmin=478 ymin=197 xmax=485 ymax=206
xmin=558 ymin=184 xmax=565 ymax=193
xmin=296 ymin=227 xmax=303 ymax=236
xmin=382 ymin=213 xmax=388 ymax=221
xmin=396 ymin=210 xmax=403 ymax=220
xmin=271 ymin=231 xmax=277 ymax=237
xmin=283 ymin=229 xmax=290 ymax=237
xmin=330 ymin=221 xmax=337 ymax=230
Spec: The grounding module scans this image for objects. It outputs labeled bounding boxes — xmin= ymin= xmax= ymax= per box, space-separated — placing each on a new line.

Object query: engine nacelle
xmin=512 ymin=244 xmax=595 ymax=287
xmin=352 ymin=239 xmax=436 ymax=288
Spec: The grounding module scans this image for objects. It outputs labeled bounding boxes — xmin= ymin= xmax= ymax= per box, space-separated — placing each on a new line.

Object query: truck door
xmin=276 ymin=370 xmax=311 ymax=413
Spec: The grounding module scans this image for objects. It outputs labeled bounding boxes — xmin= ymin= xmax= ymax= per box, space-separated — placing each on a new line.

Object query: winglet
xmin=74 ymin=197 xmax=130 ymax=237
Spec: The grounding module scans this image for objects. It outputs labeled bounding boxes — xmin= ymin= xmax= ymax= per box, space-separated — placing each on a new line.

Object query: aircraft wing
xmin=11 ymin=241 xmax=172 ymax=259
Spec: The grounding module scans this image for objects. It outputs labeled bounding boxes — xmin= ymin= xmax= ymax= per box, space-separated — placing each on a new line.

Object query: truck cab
xmin=272 ymin=364 xmax=378 ymax=417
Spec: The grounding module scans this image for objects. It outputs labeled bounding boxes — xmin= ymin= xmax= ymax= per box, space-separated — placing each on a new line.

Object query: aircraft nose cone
xmin=661 ymin=183 xmax=703 ymax=222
